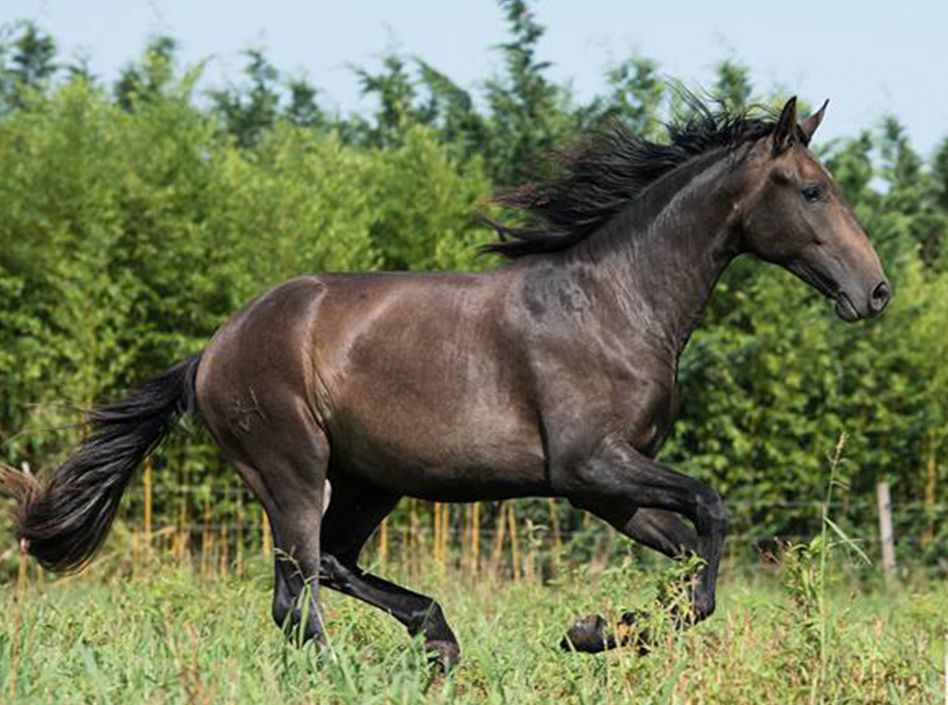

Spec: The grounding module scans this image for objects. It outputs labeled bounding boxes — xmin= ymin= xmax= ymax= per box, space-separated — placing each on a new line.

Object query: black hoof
xmin=560 ymin=614 xmax=611 ymax=653
xmin=560 ymin=611 xmax=651 ymax=655
xmin=426 ymin=639 xmax=461 ymax=671
xmin=275 ymin=604 xmax=326 ymax=646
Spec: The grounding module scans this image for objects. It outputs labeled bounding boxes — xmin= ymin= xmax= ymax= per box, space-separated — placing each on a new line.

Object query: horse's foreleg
xmin=556 ymin=442 xmax=727 ymax=653
xmin=560 ymin=504 xmax=704 ymax=652
xmin=618 ymin=507 xmax=698 ymax=559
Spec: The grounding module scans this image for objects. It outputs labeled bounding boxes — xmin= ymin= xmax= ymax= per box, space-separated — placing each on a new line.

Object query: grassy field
xmin=1 ymin=548 xmax=945 ymax=705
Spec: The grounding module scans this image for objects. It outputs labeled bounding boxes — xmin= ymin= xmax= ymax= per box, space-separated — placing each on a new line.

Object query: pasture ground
xmin=1 ymin=552 xmax=945 ymax=704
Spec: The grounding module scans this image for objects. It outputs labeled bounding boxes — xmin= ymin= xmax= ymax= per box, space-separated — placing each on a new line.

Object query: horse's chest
xmin=638 ymin=405 xmax=674 ymax=457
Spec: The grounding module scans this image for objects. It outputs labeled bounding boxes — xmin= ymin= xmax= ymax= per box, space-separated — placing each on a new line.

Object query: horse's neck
xmin=576 ymin=154 xmax=746 ymax=361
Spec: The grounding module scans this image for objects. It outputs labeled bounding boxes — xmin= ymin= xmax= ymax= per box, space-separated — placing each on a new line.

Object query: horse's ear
xmin=772 ymin=96 xmax=798 ymax=156
xmin=799 ymin=99 xmax=829 ymax=145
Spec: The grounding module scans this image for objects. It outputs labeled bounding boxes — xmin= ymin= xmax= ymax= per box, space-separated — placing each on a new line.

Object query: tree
xmin=582 ymin=56 xmax=665 ymax=139
xmin=0 ymin=21 xmax=57 ymax=111
xmin=210 ymin=48 xmax=282 ymax=148
xmin=284 ymin=76 xmax=325 ymax=129
xmin=114 ymin=36 xmax=177 ymax=110
xmin=483 ymin=0 xmax=574 ymax=186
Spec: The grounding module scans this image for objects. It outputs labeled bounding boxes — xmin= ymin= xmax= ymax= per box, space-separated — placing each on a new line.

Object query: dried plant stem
xmin=8 ymin=539 xmax=29 ymax=699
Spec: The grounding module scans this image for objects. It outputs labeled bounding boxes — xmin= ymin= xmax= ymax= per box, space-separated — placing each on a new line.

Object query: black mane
xmin=482 ymin=96 xmax=778 ymax=258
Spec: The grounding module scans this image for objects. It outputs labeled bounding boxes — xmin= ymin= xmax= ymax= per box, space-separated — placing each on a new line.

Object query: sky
xmin=3 ymin=1 xmax=946 ymax=156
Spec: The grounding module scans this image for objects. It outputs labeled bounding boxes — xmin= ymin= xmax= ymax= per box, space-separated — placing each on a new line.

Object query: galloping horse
xmin=2 ymin=97 xmax=889 ymax=666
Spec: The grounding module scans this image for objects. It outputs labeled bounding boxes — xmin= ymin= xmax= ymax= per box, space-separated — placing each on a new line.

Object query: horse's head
xmin=740 ymin=97 xmax=890 ymax=321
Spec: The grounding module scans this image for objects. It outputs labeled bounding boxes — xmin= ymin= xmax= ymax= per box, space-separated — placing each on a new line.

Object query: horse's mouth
xmin=787 ymin=261 xmax=861 ymax=322
xmin=834 ymin=292 xmax=859 ymax=322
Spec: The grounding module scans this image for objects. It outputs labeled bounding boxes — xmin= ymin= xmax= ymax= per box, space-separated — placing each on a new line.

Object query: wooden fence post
xmin=876 ymin=480 xmax=896 ymax=586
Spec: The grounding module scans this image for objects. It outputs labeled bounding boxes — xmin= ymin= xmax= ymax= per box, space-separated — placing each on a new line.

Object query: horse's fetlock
xmin=693 ymin=590 xmax=716 ymax=621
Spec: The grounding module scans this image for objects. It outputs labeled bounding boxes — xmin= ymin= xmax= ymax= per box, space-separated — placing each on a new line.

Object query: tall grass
xmin=1 ymin=434 xmax=945 ymax=703
xmin=1 ymin=545 xmax=944 ymax=704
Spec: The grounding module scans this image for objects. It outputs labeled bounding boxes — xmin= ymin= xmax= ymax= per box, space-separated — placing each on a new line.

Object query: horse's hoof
xmin=426 ymin=639 xmax=461 ymax=671
xmin=561 ymin=612 xmax=651 ymax=655
xmin=617 ymin=611 xmax=652 ymax=655
xmin=560 ymin=614 xmax=610 ymax=653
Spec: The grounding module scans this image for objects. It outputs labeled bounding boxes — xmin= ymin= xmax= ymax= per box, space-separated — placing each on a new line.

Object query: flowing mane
xmin=482 ymin=95 xmax=780 ymax=258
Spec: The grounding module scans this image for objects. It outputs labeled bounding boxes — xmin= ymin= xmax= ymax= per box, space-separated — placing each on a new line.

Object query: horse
xmin=1 ymin=96 xmax=890 ymax=667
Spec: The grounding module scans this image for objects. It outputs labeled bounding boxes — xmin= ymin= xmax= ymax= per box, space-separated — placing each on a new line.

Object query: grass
xmin=1 ymin=550 xmax=944 ymax=705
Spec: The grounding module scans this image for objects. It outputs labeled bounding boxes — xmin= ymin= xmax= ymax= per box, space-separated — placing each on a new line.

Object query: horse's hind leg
xmin=321 ymin=556 xmax=461 ymax=668
xmin=227 ymin=423 xmax=329 ymax=645
xmin=319 ymin=481 xmax=461 ymax=668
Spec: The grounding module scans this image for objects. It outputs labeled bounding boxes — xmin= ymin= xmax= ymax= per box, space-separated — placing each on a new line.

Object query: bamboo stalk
xmin=460 ymin=504 xmax=469 ymax=573
xmin=410 ymin=499 xmax=419 ymax=576
xmin=401 ymin=508 xmax=410 ymax=568
xmin=440 ymin=501 xmax=450 ymax=569
xmin=434 ymin=502 xmax=443 ymax=573
xmin=492 ymin=501 xmax=507 ymax=576
xmin=471 ymin=502 xmax=481 ymax=575
xmin=547 ymin=498 xmax=562 ymax=579
xmin=235 ymin=489 xmax=244 ymax=578
xmin=201 ymin=494 xmax=211 ymax=579
xmin=177 ymin=461 xmax=189 ymax=564
xmin=923 ymin=434 xmax=937 ymax=548
xmin=379 ymin=517 xmax=389 ymax=567
xmin=261 ymin=507 xmax=272 ymax=556
xmin=507 ymin=503 xmax=521 ymax=582
xmin=548 ymin=498 xmax=562 ymax=551
xmin=143 ymin=457 xmax=153 ymax=546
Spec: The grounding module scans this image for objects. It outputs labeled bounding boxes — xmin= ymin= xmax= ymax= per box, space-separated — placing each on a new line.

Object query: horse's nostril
xmin=870 ymin=281 xmax=891 ymax=312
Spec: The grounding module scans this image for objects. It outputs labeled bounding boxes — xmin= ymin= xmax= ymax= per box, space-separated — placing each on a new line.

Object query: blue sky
xmin=4 ymin=1 xmax=945 ymax=156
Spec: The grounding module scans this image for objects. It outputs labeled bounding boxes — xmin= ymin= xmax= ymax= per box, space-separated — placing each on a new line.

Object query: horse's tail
xmin=0 ymin=353 xmax=203 ymax=572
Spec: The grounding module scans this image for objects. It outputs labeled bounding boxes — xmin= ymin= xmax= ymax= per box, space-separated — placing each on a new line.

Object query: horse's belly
xmin=325 ymin=404 xmax=548 ymax=502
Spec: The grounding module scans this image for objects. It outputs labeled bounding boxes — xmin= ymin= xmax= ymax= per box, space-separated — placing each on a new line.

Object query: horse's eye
xmin=801 ymin=185 xmax=822 ymax=203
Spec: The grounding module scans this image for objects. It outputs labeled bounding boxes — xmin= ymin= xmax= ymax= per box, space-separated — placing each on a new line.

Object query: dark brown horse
xmin=2 ymin=96 xmax=889 ymax=666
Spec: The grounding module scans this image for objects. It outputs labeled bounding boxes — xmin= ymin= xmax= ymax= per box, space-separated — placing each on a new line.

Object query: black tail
xmin=0 ymin=353 xmax=202 ymax=572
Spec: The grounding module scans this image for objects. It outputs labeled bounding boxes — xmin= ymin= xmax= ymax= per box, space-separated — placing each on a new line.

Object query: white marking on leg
xmin=322 ymin=480 xmax=332 ymax=516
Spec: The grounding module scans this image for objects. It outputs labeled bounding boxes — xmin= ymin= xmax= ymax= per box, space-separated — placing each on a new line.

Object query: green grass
xmin=2 ymin=553 xmax=944 ymax=705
